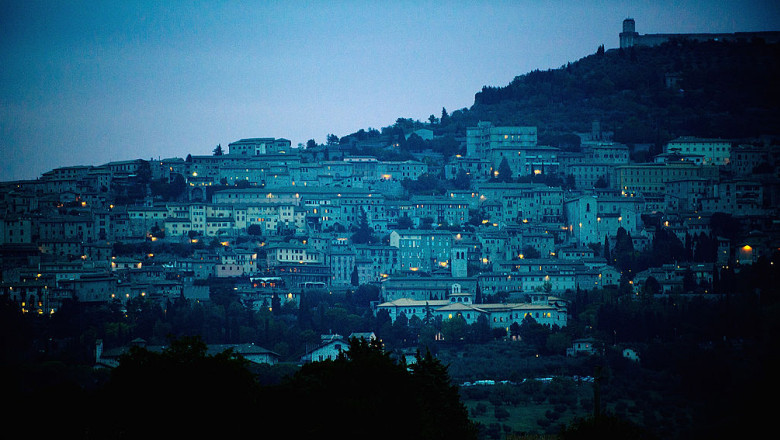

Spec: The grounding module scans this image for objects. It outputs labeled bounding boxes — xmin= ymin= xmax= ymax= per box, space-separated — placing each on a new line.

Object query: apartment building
xmin=564 ymin=194 xmax=645 ymax=245
xmin=228 ymin=138 xmax=292 ymax=156
xmin=665 ymin=136 xmax=731 ymax=166
xmin=466 ymin=122 xmax=537 ymax=158
xmin=615 ymin=162 xmax=717 ymax=196
xmin=389 ymin=229 xmax=454 ymax=272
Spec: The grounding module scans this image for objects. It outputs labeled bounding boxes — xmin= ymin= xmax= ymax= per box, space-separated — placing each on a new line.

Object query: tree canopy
xmin=470 ymin=39 xmax=780 ymax=144
xmin=271 ymin=337 xmax=478 ymax=439
xmin=36 ymin=335 xmax=477 ymax=439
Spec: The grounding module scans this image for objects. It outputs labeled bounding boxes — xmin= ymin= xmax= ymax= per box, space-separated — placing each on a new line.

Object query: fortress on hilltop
xmin=619 ymin=17 xmax=780 ymax=49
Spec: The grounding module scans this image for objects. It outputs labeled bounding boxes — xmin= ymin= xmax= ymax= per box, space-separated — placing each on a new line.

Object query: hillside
xmin=432 ymin=38 xmax=780 ymax=149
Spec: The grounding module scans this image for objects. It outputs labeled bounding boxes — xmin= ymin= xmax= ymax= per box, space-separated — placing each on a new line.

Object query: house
xmin=206 ymin=343 xmax=281 ymax=366
xmin=376 ymin=284 xmax=568 ymax=330
xmin=299 ymin=335 xmax=350 ymax=364
xmin=557 ymin=245 xmax=596 ymax=260
xmin=349 ymin=332 xmax=377 ymax=343
xmin=566 ymin=338 xmax=601 ymax=356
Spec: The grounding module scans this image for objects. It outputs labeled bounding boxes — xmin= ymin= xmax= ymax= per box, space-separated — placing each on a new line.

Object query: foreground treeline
xmin=6 ymin=336 xmax=478 ymax=439
xmin=2 ymin=254 xmax=777 ymax=438
xmin=4 ymin=334 xmax=660 ymax=440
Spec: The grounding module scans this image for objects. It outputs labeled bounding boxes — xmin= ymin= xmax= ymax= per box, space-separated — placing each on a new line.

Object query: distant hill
xmin=465 ymin=39 xmax=780 ymax=146
xmin=343 ymin=38 xmax=780 ymax=156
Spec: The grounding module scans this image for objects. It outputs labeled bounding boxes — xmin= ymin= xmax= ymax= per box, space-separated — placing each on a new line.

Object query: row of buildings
xmin=2 ymin=124 xmax=778 ymax=335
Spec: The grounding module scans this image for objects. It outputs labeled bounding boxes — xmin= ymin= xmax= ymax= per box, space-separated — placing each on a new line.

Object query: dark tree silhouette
xmin=350 ymin=265 xmax=359 ymax=286
xmin=270 ymin=337 xmax=478 ymax=439
xmin=351 ymin=208 xmax=377 ymax=244
xmin=92 ymin=336 xmax=262 ymax=437
xmin=496 ymin=157 xmax=513 ymax=182
xmin=613 ymin=227 xmax=635 ymax=272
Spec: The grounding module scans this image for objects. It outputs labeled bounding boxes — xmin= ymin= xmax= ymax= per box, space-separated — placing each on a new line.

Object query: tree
xmin=494 ymin=405 xmax=510 ymax=421
xmin=149 ymin=174 xmax=186 ymax=201
xmin=402 ymin=174 xmax=445 ymax=196
xmin=613 ymin=227 xmax=635 ymax=272
xmin=94 ymin=336 xmax=261 ymax=437
xmin=546 ymin=332 xmax=571 ymax=355
xmin=404 ymin=133 xmax=428 ymax=151
xmin=519 ymin=315 xmax=551 ymax=353
xmin=274 ymin=338 xmax=478 ymax=439
xmin=682 ymin=267 xmax=696 ymax=293
xmin=213 ymin=144 xmax=224 ymax=156
xmin=643 ymin=276 xmax=661 ymax=297
xmin=650 ymin=227 xmax=686 ymax=266
xmin=522 ymin=245 xmax=541 ymax=259
xmin=710 ymin=212 xmax=741 ymax=242
xmin=469 ymin=314 xmax=492 ymax=343
xmin=350 ymin=265 xmax=359 ymax=287
xmin=474 ymin=282 xmax=483 ymax=304
xmin=441 ymin=315 xmax=468 ymax=342
xmin=496 ymin=157 xmax=513 ymax=182
xmin=431 ymin=135 xmax=460 ymax=158
xmin=327 ymin=133 xmax=339 ymax=146
xmin=351 ymin=208 xmax=377 ymax=244
xmin=451 ymin=168 xmax=471 ymax=190
xmin=391 ymin=313 xmax=411 ymax=345
xmin=397 ymin=213 xmax=414 ymax=230
xmin=693 ymin=232 xmax=716 ymax=262
xmin=150 ymin=223 xmax=165 ymax=239
xmin=306 ymin=139 xmax=317 ymax=149
xmin=352 ymin=284 xmax=379 ymax=308
xmin=409 ymin=348 xmax=479 ymax=439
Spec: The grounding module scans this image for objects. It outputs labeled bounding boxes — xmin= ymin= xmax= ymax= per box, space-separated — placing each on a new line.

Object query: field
xmin=436 ymin=341 xmax=698 ymax=438
xmin=459 ymin=379 xmax=595 ymax=438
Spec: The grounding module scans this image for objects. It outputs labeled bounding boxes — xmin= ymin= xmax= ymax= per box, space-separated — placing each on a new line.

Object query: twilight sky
xmin=1 ymin=0 xmax=779 ymax=181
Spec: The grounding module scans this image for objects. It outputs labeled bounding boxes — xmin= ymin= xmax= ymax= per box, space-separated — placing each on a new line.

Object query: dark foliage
xmin=267 ymin=338 xmax=478 ymax=439
xmin=11 ymin=336 xmax=477 ymax=439
xmin=559 ymin=414 xmax=655 ymax=439
xmin=92 ymin=336 xmax=261 ymax=437
xmin=107 ymin=337 xmax=474 ymax=439
xmin=471 ymin=40 xmax=780 ymax=143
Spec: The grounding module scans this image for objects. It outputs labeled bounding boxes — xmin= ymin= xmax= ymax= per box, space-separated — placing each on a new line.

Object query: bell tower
xmin=451 ymin=246 xmax=468 ymax=278
xmin=620 ymin=18 xmax=638 ymax=49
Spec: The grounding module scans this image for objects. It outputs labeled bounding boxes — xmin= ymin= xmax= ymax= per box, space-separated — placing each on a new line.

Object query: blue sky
xmin=1 ymin=0 xmax=778 ymax=181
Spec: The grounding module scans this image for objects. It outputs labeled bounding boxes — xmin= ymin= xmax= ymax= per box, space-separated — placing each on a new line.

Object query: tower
xmin=451 ymin=246 xmax=468 ymax=278
xmin=620 ymin=18 xmax=638 ymax=49
xmin=623 ymin=17 xmax=635 ymax=33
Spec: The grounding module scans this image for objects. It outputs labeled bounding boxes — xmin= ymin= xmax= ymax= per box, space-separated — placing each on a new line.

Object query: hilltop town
xmin=2 ymin=113 xmax=777 ymax=343
xmin=3 ymin=19 xmax=779 ymax=365
xmin=3 ymin=23 xmax=780 ymax=438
